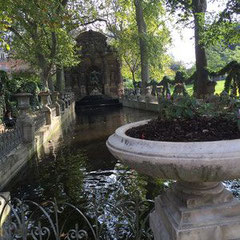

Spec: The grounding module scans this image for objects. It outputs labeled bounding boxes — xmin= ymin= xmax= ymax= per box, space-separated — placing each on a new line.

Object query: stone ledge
xmin=121 ymin=99 xmax=159 ymax=112
xmin=0 ymin=102 xmax=75 ymax=190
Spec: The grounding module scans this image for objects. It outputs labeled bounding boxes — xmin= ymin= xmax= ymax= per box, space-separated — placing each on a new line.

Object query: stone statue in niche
xmin=89 ymin=70 xmax=102 ymax=95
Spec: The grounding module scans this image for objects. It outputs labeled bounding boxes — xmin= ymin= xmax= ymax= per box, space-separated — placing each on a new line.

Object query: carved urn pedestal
xmin=106 ymin=120 xmax=240 ymax=240
xmin=39 ymin=91 xmax=52 ymax=125
xmin=15 ymin=93 xmax=35 ymax=143
xmin=51 ymin=91 xmax=61 ymax=116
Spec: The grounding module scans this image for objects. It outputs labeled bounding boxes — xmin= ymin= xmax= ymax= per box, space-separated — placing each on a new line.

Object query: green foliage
xmin=108 ymin=0 xmax=170 ymax=83
xmin=203 ymin=21 xmax=240 ymax=47
xmin=0 ymin=0 xmax=80 ymax=88
xmin=8 ymin=72 xmax=40 ymax=93
xmin=123 ymin=78 xmax=135 ymax=89
xmin=219 ymin=61 xmax=240 ymax=96
xmin=0 ymin=71 xmax=17 ymax=115
xmin=159 ymin=96 xmax=198 ymax=120
xmin=0 ymin=71 xmax=41 ymax=113
xmin=203 ymin=0 xmax=240 ymax=47
xmin=181 ymin=80 xmax=225 ymax=96
xmin=0 ymin=95 xmax=4 ymax=123
xmin=207 ymin=45 xmax=240 ymax=72
xmin=158 ymin=94 xmax=239 ymax=121
xmin=0 ymin=71 xmax=8 ymax=94
xmin=169 ymin=60 xmax=188 ymax=74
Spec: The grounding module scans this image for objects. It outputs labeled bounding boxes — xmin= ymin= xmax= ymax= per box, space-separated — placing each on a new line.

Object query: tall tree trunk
xmin=131 ymin=70 xmax=136 ymax=93
xmin=193 ymin=0 xmax=209 ymax=98
xmin=48 ymin=77 xmax=54 ymax=92
xmin=131 ymin=70 xmax=136 ymax=85
xmin=37 ymin=52 xmax=51 ymax=91
xmin=134 ymin=0 xmax=149 ymax=94
xmin=40 ymin=69 xmax=49 ymax=91
xmin=56 ymin=66 xmax=65 ymax=92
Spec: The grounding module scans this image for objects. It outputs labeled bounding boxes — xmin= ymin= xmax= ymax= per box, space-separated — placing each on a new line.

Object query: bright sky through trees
xmin=169 ymin=0 xmax=228 ymax=67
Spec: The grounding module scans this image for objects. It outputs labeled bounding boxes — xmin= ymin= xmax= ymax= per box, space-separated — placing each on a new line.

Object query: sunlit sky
xmin=168 ymin=0 xmax=227 ymax=68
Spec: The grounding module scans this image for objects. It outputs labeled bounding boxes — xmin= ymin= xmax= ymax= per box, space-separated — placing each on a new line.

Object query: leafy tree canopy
xmin=0 ymin=0 xmax=100 ymax=89
xmin=104 ymin=0 xmax=170 ymax=83
xmin=207 ymin=44 xmax=240 ymax=72
xmin=202 ymin=0 xmax=240 ymax=46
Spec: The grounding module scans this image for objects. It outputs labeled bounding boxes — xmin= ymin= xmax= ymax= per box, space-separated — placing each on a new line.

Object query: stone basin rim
xmin=115 ymin=119 xmax=240 ymax=145
xmin=106 ymin=119 xmax=240 ymax=181
xmin=107 ymin=119 xmax=240 ymax=160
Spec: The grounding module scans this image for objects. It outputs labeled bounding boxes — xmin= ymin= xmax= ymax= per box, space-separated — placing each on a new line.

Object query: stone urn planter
xmin=106 ymin=119 xmax=240 ymax=240
xmin=14 ymin=93 xmax=32 ymax=111
xmin=39 ymin=91 xmax=50 ymax=106
xmin=14 ymin=93 xmax=35 ymax=143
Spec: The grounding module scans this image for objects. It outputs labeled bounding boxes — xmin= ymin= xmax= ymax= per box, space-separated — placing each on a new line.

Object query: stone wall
xmin=0 ymin=99 xmax=75 ymax=190
xmin=121 ymin=98 xmax=160 ymax=113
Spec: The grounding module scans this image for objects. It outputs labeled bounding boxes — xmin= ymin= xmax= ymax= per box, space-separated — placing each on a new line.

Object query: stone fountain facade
xmin=65 ymin=31 xmax=123 ymax=99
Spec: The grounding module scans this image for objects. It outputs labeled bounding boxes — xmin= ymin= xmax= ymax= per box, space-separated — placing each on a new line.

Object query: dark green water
xmin=5 ymin=107 xmax=164 ymax=201
xmin=4 ymin=107 xmax=167 ymax=239
xmin=3 ymin=107 xmax=240 ymax=239
xmin=4 ymin=106 xmax=240 ymax=201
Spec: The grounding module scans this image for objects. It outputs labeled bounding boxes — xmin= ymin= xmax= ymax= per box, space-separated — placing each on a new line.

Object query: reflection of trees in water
xmin=58 ymin=149 xmax=87 ymax=204
xmin=6 ymin=108 xmax=165 ymax=239
xmin=8 ymin=151 xmax=164 ymax=239
xmin=80 ymin=163 xmax=167 ymax=239
xmin=28 ymin=148 xmax=87 ymax=204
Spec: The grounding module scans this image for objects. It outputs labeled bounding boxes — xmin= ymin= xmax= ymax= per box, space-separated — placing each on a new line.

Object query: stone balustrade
xmin=122 ymin=91 xmax=160 ymax=112
xmin=0 ymin=91 xmax=75 ymax=189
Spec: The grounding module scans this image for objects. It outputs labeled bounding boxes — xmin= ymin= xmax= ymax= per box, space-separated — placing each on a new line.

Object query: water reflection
xmin=4 ymin=107 xmax=240 ymax=239
xmin=5 ymin=107 xmax=161 ymax=203
xmin=4 ymin=108 xmax=163 ymax=239
xmin=5 ymin=107 xmax=240 ymax=202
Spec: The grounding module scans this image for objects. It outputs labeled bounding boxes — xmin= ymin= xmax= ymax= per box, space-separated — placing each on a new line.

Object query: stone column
xmin=150 ymin=181 xmax=240 ymax=240
xmin=39 ymin=92 xmax=52 ymax=125
xmin=15 ymin=93 xmax=35 ymax=143
xmin=51 ymin=91 xmax=60 ymax=116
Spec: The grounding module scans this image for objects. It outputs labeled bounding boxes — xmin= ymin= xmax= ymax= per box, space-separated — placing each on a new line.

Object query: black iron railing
xmin=0 ymin=126 xmax=23 ymax=160
xmin=0 ymin=194 xmax=154 ymax=240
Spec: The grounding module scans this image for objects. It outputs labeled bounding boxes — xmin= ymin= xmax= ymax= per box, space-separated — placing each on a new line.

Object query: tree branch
xmin=8 ymin=26 xmax=31 ymax=48
xmin=79 ymin=18 xmax=108 ymax=27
